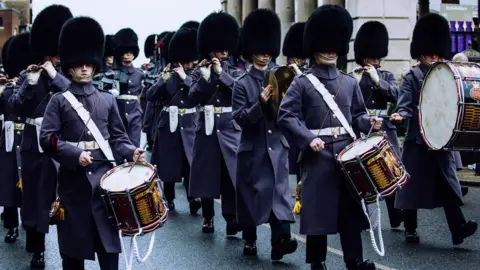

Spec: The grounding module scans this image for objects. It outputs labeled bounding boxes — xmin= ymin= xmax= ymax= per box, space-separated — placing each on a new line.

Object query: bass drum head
xmin=420 ymin=63 xmax=458 ymax=150
xmin=339 ymin=136 xmax=383 ymax=162
xmin=102 ymin=163 xmax=155 ymax=192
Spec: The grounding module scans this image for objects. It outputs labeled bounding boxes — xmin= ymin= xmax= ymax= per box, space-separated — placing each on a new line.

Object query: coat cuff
xmin=378 ymin=78 xmax=390 ymax=91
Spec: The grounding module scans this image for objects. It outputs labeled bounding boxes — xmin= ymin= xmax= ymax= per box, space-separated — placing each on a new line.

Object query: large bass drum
xmin=419 ymin=61 xmax=480 ymax=151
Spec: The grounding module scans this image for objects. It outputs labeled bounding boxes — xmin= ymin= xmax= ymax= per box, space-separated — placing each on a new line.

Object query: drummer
xmin=277 ymin=5 xmax=382 ymax=269
xmin=39 ymin=17 xmax=145 ymax=269
xmin=391 ymin=13 xmax=477 ymax=245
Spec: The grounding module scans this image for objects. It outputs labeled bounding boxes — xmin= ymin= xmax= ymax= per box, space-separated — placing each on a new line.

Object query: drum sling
xmin=305 ymin=73 xmax=385 ymax=257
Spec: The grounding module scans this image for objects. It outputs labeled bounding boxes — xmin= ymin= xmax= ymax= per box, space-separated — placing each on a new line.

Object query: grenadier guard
xmin=391 ymin=13 xmax=477 ymax=245
xmin=40 ymin=16 xmax=145 ymax=269
xmin=112 ymin=28 xmax=145 ymax=147
xmin=9 ymin=5 xmax=73 ymax=268
xmin=189 ymin=11 xmax=243 ymax=233
xmin=278 ymin=5 xmax=381 ymax=270
xmin=146 ymin=27 xmax=202 ymax=213
xmin=351 ymin=21 xmax=403 ymax=228
xmin=231 ymin=28 xmax=250 ymax=72
xmin=232 ymin=8 xmax=298 ymax=259
xmin=140 ymin=33 xmax=158 ymax=139
xmin=0 ymin=33 xmax=29 ymax=244
xmin=180 ymin=20 xmax=200 ymax=31
xmin=104 ymin=35 xmax=116 ymax=72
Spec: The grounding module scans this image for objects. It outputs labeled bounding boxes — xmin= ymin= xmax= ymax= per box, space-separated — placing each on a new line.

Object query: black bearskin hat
xmin=198 ymin=11 xmax=239 ymax=58
xmin=1 ymin=36 xmax=14 ymax=67
xmin=59 ymin=17 xmax=105 ymax=76
xmin=242 ymin=9 xmax=281 ymax=58
xmin=410 ymin=13 xmax=451 ymax=59
xmin=144 ymin=34 xmax=157 ymax=58
xmin=6 ymin=33 xmax=31 ymax=78
xmin=169 ymin=28 xmax=198 ymax=63
xmin=354 ymin=21 xmax=389 ymax=66
xmin=304 ymin=5 xmax=353 ymax=56
xmin=282 ymin=22 xmax=307 ymax=58
xmin=159 ymin=31 xmax=175 ymax=63
xmin=180 ymin=21 xmax=200 ymax=31
xmin=30 ymin=5 xmax=73 ymax=62
xmin=114 ymin=28 xmax=139 ymax=60
xmin=105 ymin=35 xmax=116 ymax=57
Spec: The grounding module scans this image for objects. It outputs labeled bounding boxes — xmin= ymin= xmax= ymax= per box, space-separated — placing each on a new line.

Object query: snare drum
xmin=100 ymin=162 xmax=168 ymax=236
xmin=419 ymin=61 xmax=480 ymax=151
xmin=336 ymin=135 xmax=408 ymax=203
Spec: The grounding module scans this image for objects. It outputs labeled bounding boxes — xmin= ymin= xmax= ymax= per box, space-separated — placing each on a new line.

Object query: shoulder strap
xmin=305 ymin=74 xmax=356 ymax=139
xmin=61 ymin=91 xmax=117 ymax=166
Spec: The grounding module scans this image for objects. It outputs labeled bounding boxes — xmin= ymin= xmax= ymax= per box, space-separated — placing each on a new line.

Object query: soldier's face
xmin=122 ymin=52 xmax=135 ymax=62
xmin=70 ymin=64 xmax=94 ymax=83
xmin=181 ymin=62 xmax=194 ymax=70
xmin=44 ymin=56 xmax=61 ymax=66
xmin=365 ymin=58 xmax=381 ymax=67
xmin=252 ymin=54 xmax=272 ymax=68
xmin=212 ymin=50 xmax=228 ymax=61
xmin=423 ymin=55 xmax=443 ymax=64
xmin=105 ymin=56 xmax=114 ymax=66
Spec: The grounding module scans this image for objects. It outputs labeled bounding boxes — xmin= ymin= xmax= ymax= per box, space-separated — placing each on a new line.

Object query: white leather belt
xmin=116 ymin=94 xmax=138 ymax=100
xmin=198 ymin=106 xmax=232 ymax=113
xmin=68 ymin=141 xmax=101 ymax=150
xmin=367 ymin=109 xmax=388 ymax=117
xmin=163 ymin=106 xmax=196 ymax=115
xmin=25 ymin=117 xmax=44 ymax=153
xmin=310 ymin=127 xmax=348 ymax=137
xmin=25 ymin=117 xmax=36 ymax=126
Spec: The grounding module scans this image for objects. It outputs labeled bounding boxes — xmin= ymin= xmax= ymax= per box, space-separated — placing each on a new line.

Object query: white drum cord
xmin=361 ymin=194 xmax=385 ymax=257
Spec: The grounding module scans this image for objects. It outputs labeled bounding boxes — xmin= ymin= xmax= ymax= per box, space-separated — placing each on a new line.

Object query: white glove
xmin=109 ymin=89 xmax=119 ymax=97
xmin=0 ymin=85 xmax=5 ymax=95
xmin=200 ymin=66 xmax=211 ymax=81
xmin=42 ymin=61 xmax=57 ymax=79
xmin=162 ymin=71 xmax=172 ymax=82
xmin=174 ymin=66 xmax=187 ymax=81
xmin=212 ymin=58 xmax=222 ymax=75
xmin=365 ymin=65 xmax=380 ymax=86
xmin=289 ymin=63 xmax=302 ymax=75
xmin=352 ymin=67 xmax=364 ymax=83
xmin=27 ymin=71 xmax=41 ymax=85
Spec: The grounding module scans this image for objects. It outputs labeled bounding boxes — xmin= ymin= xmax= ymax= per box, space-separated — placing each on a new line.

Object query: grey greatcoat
xmin=233 ymin=67 xmax=295 ymax=227
xmin=394 ymin=65 xmax=463 ymax=210
xmin=9 ymin=71 xmax=70 ymax=233
xmin=188 ymin=62 xmax=243 ymax=198
xmin=147 ymin=74 xmax=196 ymax=183
xmin=39 ymin=82 xmax=137 ymax=260
xmin=277 ymin=65 xmax=372 ymax=235
xmin=0 ymin=84 xmax=23 ymax=207
xmin=356 ymin=69 xmax=400 ymax=155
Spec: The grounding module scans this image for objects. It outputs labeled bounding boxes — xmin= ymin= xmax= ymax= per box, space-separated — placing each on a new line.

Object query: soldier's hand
xmin=133 ymin=149 xmax=146 ymax=163
xmin=365 ymin=65 xmax=380 ymax=86
xmin=162 ymin=64 xmax=172 ymax=81
xmin=42 ymin=61 xmax=57 ymax=79
xmin=260 ymin=85 xmax=273 ymax=104
xmin=309 ymin=138 xmax=325 ymax=152
xmin=173 ymin=63 xmax=187 ymax=81
xmin=26 ymin=65 xmax=42 ymax=85
xmin=288 ymin=63 xmax=302 ymax=75
xmin=79 ymin=151 xmax=93 ymax=167
xmin=212 ymin=58 xmax=222 ymax=75
xmin=199 ymin=59 xmax=211 ymax=81
xmin=390 ymin=113 xmax=403 ymax=124
xmin=370 ymin=117 xmax=383 ymax=131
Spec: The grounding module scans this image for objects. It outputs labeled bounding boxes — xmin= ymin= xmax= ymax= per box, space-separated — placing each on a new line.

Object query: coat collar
xmin=68 ymin=81 xmax=96 ymax=96
xmin=118 ymin=64 xmax=135 ymax=74
xmin=248 ymin=66 xmax=268 ymax=81
xmin=310 ymin=64 xmax=340 ymax=80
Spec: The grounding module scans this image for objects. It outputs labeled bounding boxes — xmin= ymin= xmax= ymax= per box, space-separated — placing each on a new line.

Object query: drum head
xmin=102 ymin=164 xmax=155 ymax=192
xmin=339 ymin=136 xmax=383 ymax=162
xmin=420 ymin=63 xmax=459 ymax=150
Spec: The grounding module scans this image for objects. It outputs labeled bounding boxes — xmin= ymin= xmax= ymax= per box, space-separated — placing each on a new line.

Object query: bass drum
xmin=419 ymin=61 xmax=480 ymax=151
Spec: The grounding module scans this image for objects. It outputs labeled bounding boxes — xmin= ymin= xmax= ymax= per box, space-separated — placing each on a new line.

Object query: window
xmin=0 ymin=17 xmax=4 ymax=27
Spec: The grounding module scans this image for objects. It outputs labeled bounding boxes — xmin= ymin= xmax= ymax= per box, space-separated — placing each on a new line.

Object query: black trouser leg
xmin=404 ymin=209 xmax=418 ymax=231
xmin=61 ymin=254 xmax=84 ymax=270
xmin=182 ymin=153 xmax=193 ymax=202
xmin=94 ymin=227 xmax=119 ymax=270
xmin=306 ymin=235 xmax=327 ymax=264
xmin=444 ymin=204 xmax=466 ymax=233
xmin=26 ymin=229 xmax=45 ymax=253
xmin=242 ymin=226 xmax=257 ymax=242
xmin=220 ymin=157 xmax=236 ymax=221
xmin=269 ymin=212 xmax=291 ymax=245
xmin=3 ymin=207 xmax=19 ymax=229
xmin=163 ymin=182 xmax=175 ymax=202
xmin=201 ymin=198 xmax=214 ymax=219
xmin=385 ymin=196 xmax=401 ymax=222
xmin=339 ymin=230 xmax=363 ymax=262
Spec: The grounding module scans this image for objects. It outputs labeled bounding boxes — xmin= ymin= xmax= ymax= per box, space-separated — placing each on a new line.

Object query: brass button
xmin=332 ymin=114 xmax=337 ymax=118
xmin=216 ymin=85 xmax=219 ymax=88
xmin=180 ymin=88 xmax=184 ymax=91
xmin=268 ymin=147 xmax=272 ymax=151
xmin=268 ymin=130 xmax=272 ymax=134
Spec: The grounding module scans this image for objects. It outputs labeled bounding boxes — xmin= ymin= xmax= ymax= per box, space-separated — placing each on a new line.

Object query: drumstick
xmin=366 ymin=119 xmax=377 ymax=139
xmin=93 ymin=159 xmax=116 ymax=162
xmin=128 ymin=142 xmax=148 ymax=174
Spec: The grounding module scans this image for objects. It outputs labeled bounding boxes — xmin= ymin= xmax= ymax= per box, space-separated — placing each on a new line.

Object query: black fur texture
xmin=169 ymin=28 xmax=198 ymax=63
xmin=6 ymin=33 xmax=31 ymax=78
xmin=354 ymin=21 xmax=389 ymax=65
xmin=144 ymin=34 xmax=157 ymax=58
xmin=198 ymin=11 xmax=239 ymax=58
xmin=104 ymin=35 xmax=116 ymax=57
xmin=114 ymin=28 xmax=139 ymax=60
xmin=180 ymin=21 xmax=200 ymax=31
xmin=160 ymin=31 xmax=175 ymax=63
xmin=410 ymin=13 xmax=451 ymax=59
xmin=1 ymin=36 xmax=14 ymax=67
xmin=242 ymin=9 xmax=281 ymax=58
xmin=282 ymin=22 xmax=307 ymax=58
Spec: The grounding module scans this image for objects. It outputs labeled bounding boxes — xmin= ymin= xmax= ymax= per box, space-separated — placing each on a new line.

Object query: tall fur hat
xmin=59 ymin=17 xmax=105 ymax=76
xmin=6 ymin=33 xmax=31 ymax=78
xmin=198 ymin=11 xmax=239 ymax=58
xmin=114 ymin=28 xmax=139 ymax=59
xmin=354 ymin=21 xmax=389 ymax=66
xmin=304 ymin=5 xmax=353 ymax=56
xmin=144 ymin=34 xmax=157 ymax=58
xmin=1 ymin=36 xmax=14 ymax=67
xmin=180 ymin=21 xmax=200 ymax=31
xmin=282 ymin=22 xmax=307 ymax=58
xmin=410 ymin=13 xmax=451 ymax=59
xmin=242 ymin=9 xmax=281 ymax=58
xmin=30 ymin=5 xmax=73 ymax=62
xmin=159 ymin=31 xmax=175 ymax=63
xmin=169 ymin=28 xmax=198 ymax=63
xmin=104 ymin=35 xmax=116 ymax=57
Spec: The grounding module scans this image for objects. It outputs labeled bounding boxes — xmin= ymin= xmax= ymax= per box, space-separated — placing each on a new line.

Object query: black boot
xmin=202 ymin=218 xmax=214 ymax=233
xmin=345 ymin=258 xmax=376 ymax=270
xmin=189 ymin=198 xmax=202 ymax=215
xmin=226 ymin=220 xmax=241 ymax=236
xmin=311 ymin=262 xmax=327 ymax=270
xmin=167 ymin=200 xmax=175 ymax=211
xmin=30 ymin=252 xmax=45 ymax=269
xmin=452 ymin=220 xmax=477 ymax=245
xmin=4 ymin=227 xmax=19 ymax=243
xmin=271 ymin=238 xmax=298 ymax=261
xmin=389 ymin=210 xmax=404 ymax=229
xmin=243 ymin=240 xmax=257 ymax=256
xmin=405 ymin=230 xmax=420 ymax=244
xmin=461 ymin=186 xmax=469 ymax=197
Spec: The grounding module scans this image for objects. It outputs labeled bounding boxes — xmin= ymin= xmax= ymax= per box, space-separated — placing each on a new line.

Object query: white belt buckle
xmin=179 ymin=108 xmax=186 ymax=115
xmin=214 ymin=107 xmax=222 ymax=114
xmin=83 ymin=141 xmax=95 ymax=150
xmin=331 ymin=127 xmax=340 ymax=138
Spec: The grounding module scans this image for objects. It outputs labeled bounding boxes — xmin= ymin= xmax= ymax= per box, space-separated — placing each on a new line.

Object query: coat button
xmin=268 ymin=147 xmax=272 ymax=151
xmin=216 ymin=114 xmax=220 ymax=117
xmin=180 ymin=88 xmax=184 ymax=91
xmin=180 ymin=100 xmax=184 ymax=104
xmin=216 ymin=99 xmax=220 ymax=103
xmin=331 ymin=94 xmax=334 ymax=98
xmin=268 ymin=130 xmax=272 ymax=134
xmin=17 ymin=117 xmax=21 ymax=120
xmin=87 ymin=131 xmax=92 ymax=135
xmin=372 ymin=100 xmax=375 ymax=104
xmin=16 ymin=131 xmax=20 ymax=135
xmin=128 ymin=91 xmax=131 ymax=94
xmin=216 ymin=85 xmax=219 ymax=88
xmin=217 ymin=129 xmax=220 ymax=132
xmin=125 ymin=113 xmax=129 ymax=116
xmin=126 ymin=101 xmax=130 ymax=104
xmin=334 ymin=134 xmax=338 ymax=138
xmin=128 ymin=80 xmax=132 ymax=83
xmin=332 ymin=114 xmax=337 ymax=118
xmin=16 ymin=145 xmax=19 ymax=149
xmin=88 ymin=171 xmax=92 ymax=175
xmin=18 ymin=167 xmax=21 ymax=170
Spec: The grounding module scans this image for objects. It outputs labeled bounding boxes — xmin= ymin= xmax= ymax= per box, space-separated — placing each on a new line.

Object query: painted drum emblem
xmin=470 ymin=81 xmax=480 ymax=102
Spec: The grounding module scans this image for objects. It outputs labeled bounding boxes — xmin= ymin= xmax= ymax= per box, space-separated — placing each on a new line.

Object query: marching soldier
xmin=40 ymin=16 xmax=145 ymax=269
xmin=231 ymin=28 xmax=250 ymax=72
xmin=351 ymin=21 xmax=403 ymax=228
xmin=146 ymin=27 xmax=201 ymax=213
xmin=232 ymin=9 xmax=298 ymax=259
xmin=0 ymin=33 xmax=29 ymax=244
xmin=9 ymin=5 xmax=73 ymax=268
xmin=180 ymin=20 xmax=200 ymax=31
xmin=391 ymin=13 xmax=477 ymax=245
xmin=189 ymin=11 xmax=243 ymax=234
xmin=112 ymin=28 xmax=145 ymax=147
xmin=140 ymin=33 xmax=158 ymax=142
xmin=104 ymin=35 xmax=116 ymax=72
xmin=278 ymin=5 xmax=381 ymax=270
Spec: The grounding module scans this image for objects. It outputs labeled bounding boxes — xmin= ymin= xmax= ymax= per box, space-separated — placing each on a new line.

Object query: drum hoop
xmin=100 ymin=162 xmax=156 ymax=193
xmin=337 ymin=136 xmax=386 ymax=163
